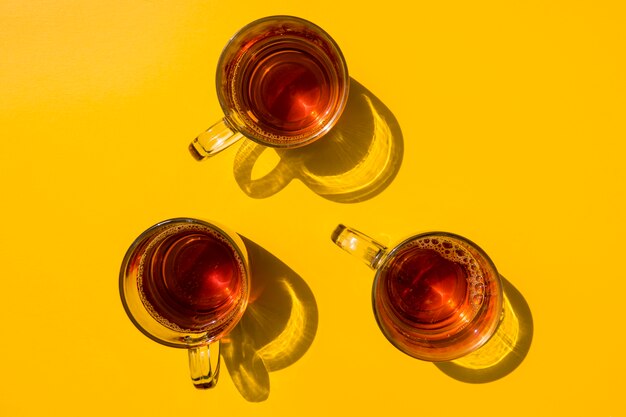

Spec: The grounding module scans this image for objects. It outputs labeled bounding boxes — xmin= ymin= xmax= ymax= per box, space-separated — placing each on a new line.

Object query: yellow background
xmin=1 ymin=0 xmax=624 ymax=415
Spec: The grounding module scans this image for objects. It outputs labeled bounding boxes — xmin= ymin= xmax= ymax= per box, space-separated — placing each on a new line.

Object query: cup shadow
xmin=220 ymin=236 xmax=318 ymax=401
xmin=232 ymin=78 xmax=404 ymax=203
xmin=434 ymin=276 xmax=534 ymax=383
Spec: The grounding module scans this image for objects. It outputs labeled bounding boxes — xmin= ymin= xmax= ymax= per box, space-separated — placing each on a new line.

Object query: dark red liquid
xmin=373 ymin=235 xmax=501 ymax=361
xmin=386 ymin=248 xmax=469 ymax=325
xmin=138 ymin=225 xmax=245 ymax=332
xmin=224 ymin=28 xmax=347 ymax=144
xmin=249 ymin=50 xmax=329 ymax=132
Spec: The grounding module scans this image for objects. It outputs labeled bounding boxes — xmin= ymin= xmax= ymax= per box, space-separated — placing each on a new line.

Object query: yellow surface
xmin=1 ymin=1 xmax=624 ymax=415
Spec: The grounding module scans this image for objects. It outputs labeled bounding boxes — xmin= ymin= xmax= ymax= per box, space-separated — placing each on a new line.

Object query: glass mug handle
xmin=188 ymin=341 xmax=220 ymax=389
xmin=331 ymin=224 xmax=388 ymax=269
xmin=189 ymin=118 xmax=244 ymax=160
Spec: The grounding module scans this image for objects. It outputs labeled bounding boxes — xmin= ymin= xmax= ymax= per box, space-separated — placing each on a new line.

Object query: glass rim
xmin=371 ymin=231 xmax=503 ymax=361
xmin=119 ymin=217 xmax=250 ymax=349
xmin=214 ymin=15 xmax=350 ymax=147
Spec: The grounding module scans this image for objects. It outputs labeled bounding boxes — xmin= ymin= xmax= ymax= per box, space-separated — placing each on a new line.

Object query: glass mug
xmin=189 ymin=15 xmax=350 ymax=160
xmin=119 ymin=218 xmax=250 ymax=389
xmin=331 ymin=225 xmax=503 ymax=361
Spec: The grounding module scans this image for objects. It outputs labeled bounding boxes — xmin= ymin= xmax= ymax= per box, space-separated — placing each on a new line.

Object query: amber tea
xmin=191 ymin=16 xmax=349 ymax=159
xmin=132 ymin=222 xmax=247 ymax=335
xmin=332 ymin=226 xmax=503 ymax=362
xmin=120 ymin=218 xmax=250 ymax=389
xmin=219 ymin=21 xmax=347 ymax=145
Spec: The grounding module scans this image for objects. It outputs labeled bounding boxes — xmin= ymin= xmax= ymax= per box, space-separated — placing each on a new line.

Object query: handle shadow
xmin=220 ymin=236 xmax=319 ymax=401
